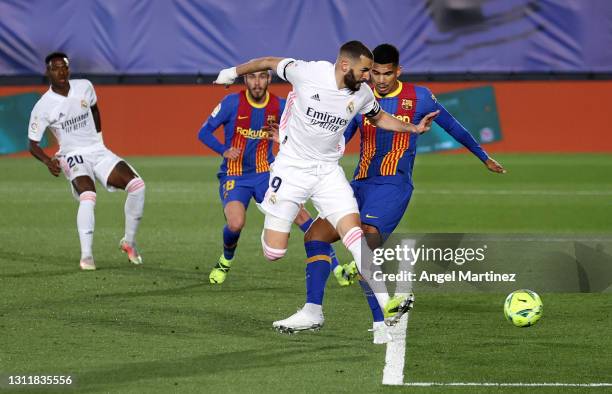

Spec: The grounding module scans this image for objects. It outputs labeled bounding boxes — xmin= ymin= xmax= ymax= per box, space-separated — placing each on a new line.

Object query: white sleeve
xmin=276 ymin=58 xmax=309 ymax=85
xmin=28 ymin=104 xmax=49 ymax=142
xmin=358 ymin=84 xmax=381 ymax=117
xmin=85 ymin=80 xmax=97 ymax=106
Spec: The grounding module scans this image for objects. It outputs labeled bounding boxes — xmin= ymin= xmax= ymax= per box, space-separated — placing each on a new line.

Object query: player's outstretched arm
xmin=431 ymin=101 xmax=506 ymax=174
xmin=28 ymin=139 xmax=61 ymax=177
xmin=369 ymin=110 xmax=439 ymax=134
xmin=214 ymin=57 xmax=284 ymax=86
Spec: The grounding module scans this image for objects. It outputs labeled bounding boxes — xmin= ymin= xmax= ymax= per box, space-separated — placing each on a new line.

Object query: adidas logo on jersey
xmin=310 ymin=93 xmax=320 ymax=101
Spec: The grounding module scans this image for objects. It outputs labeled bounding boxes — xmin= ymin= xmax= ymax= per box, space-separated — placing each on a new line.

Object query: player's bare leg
xmin=293 ymin=206 xmax=312 ymax=229
xmin=107 ymin=161 xmax=145 ymax=265
xmin=210 ymin=201 xmax=246 ymax=284
xmin=72 ymin=176 xmax=97 ymax=271
xmin=362 ymin=223 xmax=382 ymax=250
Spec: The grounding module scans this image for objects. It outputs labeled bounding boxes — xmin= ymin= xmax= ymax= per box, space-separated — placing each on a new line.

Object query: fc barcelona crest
xmin=266 ymin=115 xmax=276 ymax=125
xmin=401 ymin=99 xmax=413 ymax=111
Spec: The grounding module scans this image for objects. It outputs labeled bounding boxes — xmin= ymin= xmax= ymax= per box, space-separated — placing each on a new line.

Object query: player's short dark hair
xmin=373 ymin=44 xmax=400 ymax=66
xmin=45 ymin=52 xmax=69 ymax=66
xmin=339 ymin=41 xmax=373 ymax=61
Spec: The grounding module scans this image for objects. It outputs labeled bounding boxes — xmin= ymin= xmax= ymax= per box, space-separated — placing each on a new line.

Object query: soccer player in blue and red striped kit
xmin=198 ymin=71 xmax=344 ymax=283
xmin=273 ymin=44 xmax=505 ymax=338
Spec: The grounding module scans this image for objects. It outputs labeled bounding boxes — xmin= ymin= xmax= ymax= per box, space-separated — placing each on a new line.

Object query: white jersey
xmin=28 ymin=79 xmax=104 ymax=155
xmin=276 ymin=59 xmax=380 ymax=163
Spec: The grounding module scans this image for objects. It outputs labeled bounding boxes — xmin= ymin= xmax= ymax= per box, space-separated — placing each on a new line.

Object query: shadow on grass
xmin=76 ymin=344 xmax=360 ymax=390
xmin=0 ymin=268 xmax=79 ymax=279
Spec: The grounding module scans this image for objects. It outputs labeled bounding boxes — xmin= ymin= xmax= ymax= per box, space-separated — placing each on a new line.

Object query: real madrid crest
xmin=346 ymin=101 xmax=354 ymax=115
xmin=402 ymin=99 xmax=413 ymax=111
xmin=81 ymin=99 xmax=88 ymax=109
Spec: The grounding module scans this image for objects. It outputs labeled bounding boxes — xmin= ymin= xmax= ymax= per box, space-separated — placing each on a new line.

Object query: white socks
xmin=124 ymin=178 xmax=145 ymax=245
xmin=75 ymin=178 xmax=144 ymax=260
xmin=303 ymin=303 xmax=323 ymax=316
xmin=77 ymin=191 xmax=96 ymax=259
xmin=342 ymin=226 xmax=390 ymax=308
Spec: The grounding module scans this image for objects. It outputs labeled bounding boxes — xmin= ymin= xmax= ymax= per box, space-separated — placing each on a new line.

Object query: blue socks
xmin=304 ymin=240 xmax=332 ymax=305
xmin=299 ymin=217 xmax=339 ymax=271
xmin=329 ymin=246 xmax=339 ymax=272
xmin=298 ymin=218 xmax=314 ymax=233
xmin=222 ymin=225 xmax=241 ymax=260
xmin=299 ymin=218 xmax=342 ymax=307
xmin=359 ymin=279 xmax=385 ymax=322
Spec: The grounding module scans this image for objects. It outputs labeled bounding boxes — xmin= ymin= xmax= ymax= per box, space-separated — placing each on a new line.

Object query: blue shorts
xmin=351 ymin=178 xmax=413 ymax=237
xmin=218 ymin=172 xmax=270 ymax=209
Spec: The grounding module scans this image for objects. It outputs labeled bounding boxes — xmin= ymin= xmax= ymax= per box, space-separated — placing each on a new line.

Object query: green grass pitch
xmin=1 ymin=153 xmax=611 ymax=393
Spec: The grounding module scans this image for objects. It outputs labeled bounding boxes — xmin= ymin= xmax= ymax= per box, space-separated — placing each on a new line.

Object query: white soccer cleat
xmin=79 ymin=256 xmax=96 ymax=271
xmin=371 ymin=321 xmax=393 ymax=344
xmin=273 ymin=308 xmax=324 ymax=334
xmin=119 ymin=238 xmax=143 ymax=265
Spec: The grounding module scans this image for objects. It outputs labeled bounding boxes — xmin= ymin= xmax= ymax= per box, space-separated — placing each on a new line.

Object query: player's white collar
xmin=48 ymin=80 xmax=72 ymax=98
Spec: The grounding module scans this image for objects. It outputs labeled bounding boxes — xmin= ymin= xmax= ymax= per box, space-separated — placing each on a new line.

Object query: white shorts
xmin=57 ymin=147 xmax=127 ymax=198
xmin=260 ymin=155 xmax=359 ymax=226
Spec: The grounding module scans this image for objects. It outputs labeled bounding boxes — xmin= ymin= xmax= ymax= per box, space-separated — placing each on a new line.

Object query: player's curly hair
xmin=45 ymin=52 xmax=69 ymax=66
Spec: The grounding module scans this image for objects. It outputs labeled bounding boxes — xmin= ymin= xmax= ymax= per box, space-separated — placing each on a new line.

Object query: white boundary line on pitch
xmin=402 ymin=382 xmax=612 ymax=387
xmin=382 ymin=239 xmax=415 ymax=385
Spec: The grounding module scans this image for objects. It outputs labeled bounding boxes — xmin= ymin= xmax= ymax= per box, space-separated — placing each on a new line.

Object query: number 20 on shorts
xmin=66 ymin=155 xmax=84 ymax=168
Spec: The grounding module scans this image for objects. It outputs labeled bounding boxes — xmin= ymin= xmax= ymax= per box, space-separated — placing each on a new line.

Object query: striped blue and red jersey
xmin=344 ymin=82 xmax=489 ymax=184
xmin=198 ymin=91 xmax=285 ymax=176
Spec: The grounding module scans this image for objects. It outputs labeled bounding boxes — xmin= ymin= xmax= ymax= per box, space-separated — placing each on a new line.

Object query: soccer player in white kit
xmin=28 ymin=52 xmax=146 ymax=271
xmin=214 ymin=41 xmax=438 ymax=327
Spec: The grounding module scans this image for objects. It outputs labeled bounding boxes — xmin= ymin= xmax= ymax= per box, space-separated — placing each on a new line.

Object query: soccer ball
xmin=503 ymin=289 xmax=543 ymax=327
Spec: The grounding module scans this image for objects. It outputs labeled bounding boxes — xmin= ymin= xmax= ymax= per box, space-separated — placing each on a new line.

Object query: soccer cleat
xmin=209 ymin=255 xmax=233 ymax=284
xmin=79 ymin=256 xmax=96 ymax=271
xmin=371 ymin=321 xmax=393 ymax=344
xmin=119 ymin=238 xmax=143 ymax=265
xmin=383 ymin=293 xmax=415 ymax=326
xmin=333 ymin=260 xmax=358 ymax=287
xmin=273 ymin=308 xmax=324 ymax=334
